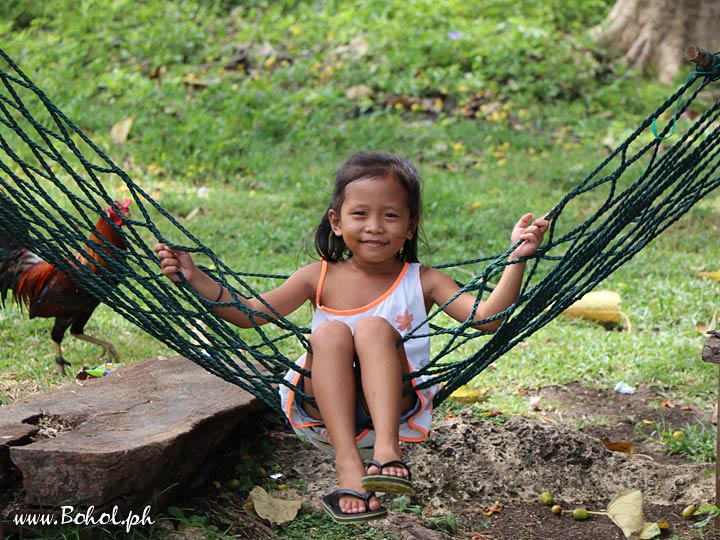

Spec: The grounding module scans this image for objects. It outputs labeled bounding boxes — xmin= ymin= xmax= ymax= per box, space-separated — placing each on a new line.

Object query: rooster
xmin=0 ymin=197 xmax=132 ymax=375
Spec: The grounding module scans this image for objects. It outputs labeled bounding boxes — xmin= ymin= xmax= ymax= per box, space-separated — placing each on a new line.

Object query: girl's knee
xmin=354 ymin=316 xmax=399 ymax=342
xmin=309 ymin=320 xmax=353 ymax=351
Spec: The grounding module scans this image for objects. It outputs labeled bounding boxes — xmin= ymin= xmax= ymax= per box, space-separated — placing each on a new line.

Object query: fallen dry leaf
xmin=345 ymin=84 xmax=374 ymax=100
xmin=695 ymin=310 xmax=717 ymax=334
xmin=247 ymin=485 xmax=302 ymax=525
xmin=484 ymin=500 xmax=502 ymax=516
xmin=606 ymin=489 xmax=660 ymax=539
xmin=601 ymin=437 xmax=636 ymax=455
xmin=110 ymin=116 xmax=135 ymax=144
xmin=607 ymin=489 xmax=644 ymax=537
xmin=561 ymin=290 xmax=631 ymax=330
xmin=449 ymin=385 xmax=487 ymax=404
xmin=638 ymin=522 xmax=661 ymax=539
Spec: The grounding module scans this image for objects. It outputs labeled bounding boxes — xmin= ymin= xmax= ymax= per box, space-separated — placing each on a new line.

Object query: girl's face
xmin=328 ymin=175 xmax=417 ymax=265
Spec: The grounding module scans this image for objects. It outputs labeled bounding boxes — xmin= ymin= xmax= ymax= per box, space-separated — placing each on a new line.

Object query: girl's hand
xmin=154 ymin=242 xmax=198 ymax=283
xmin=510 ymin=213 xmax=549 ymax=259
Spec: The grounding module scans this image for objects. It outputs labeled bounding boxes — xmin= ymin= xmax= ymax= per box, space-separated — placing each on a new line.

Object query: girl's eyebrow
xmin=347 ymin=203 xmax=404 ymax=211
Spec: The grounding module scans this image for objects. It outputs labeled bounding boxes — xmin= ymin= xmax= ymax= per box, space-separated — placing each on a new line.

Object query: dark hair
xmin=314 ymin=151 xmax=422 ymax=262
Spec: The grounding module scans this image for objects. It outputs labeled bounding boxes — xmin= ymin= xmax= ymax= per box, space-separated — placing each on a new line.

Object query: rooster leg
xmin=69 ymin=309 xmax=118 ymax=362
xmin=51 ymin=318 xmax=73 ymax=376
xmin=52 ymin=342 xmax=72 ymax=376
xmin=71 ymin=332 xmax=119 ymax=361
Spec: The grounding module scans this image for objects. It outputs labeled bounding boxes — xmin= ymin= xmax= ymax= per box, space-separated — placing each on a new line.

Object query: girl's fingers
xmin=517 ymin=213 xmax=533 ymax=227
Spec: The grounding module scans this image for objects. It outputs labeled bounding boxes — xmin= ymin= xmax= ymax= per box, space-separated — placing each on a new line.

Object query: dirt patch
xmin=171 ymin=382 xmax=717 ymax=540
xmin=3 ymin=382 xmax=718 ymax=540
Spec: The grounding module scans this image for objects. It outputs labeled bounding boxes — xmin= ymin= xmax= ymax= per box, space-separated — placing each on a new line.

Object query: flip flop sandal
xmin=361 ymin=459 xmax=415 ymax=494
xmin=320 ymin=489 xmax=388 ymax=524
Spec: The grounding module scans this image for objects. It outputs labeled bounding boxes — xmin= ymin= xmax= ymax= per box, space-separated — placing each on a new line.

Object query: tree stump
xmin=0 ymin=356 xmax=261 ymax=513
xmin=702 ymin=331 xmax=720 ymax=509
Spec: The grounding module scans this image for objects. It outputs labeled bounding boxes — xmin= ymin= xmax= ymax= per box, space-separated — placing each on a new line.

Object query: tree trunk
xmin=593 ymin=0 xmax=720 ymax=83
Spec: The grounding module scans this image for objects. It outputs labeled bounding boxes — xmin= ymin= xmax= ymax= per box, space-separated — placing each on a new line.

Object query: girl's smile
xmin=361 ymin=240 xmax=388 ymax=247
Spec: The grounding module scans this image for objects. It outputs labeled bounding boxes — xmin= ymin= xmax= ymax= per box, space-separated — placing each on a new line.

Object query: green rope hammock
xmin=1 ymin=47 xmax=719 ymax=412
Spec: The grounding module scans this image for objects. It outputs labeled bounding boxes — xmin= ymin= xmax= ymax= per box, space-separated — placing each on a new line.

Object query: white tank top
xmin=279 ymin=261 xmax=437 ymax=453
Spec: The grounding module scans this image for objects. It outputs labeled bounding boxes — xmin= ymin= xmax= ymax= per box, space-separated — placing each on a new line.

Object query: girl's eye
xmin=385 ymin=213 xmax=398 ymax=218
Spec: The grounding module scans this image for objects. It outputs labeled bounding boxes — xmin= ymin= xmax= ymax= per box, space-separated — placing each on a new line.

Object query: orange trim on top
xmin=314 ymin=260 xmax=329 ymax=308
xmin=316 ymin=260 xmax=411 ymax=316
xmin=355 ymin=428 xmax=372 ymax=443
xmin=285 ymin=356 xmax=323 ymax=430
xmin=400 ymin=358 xmax=430 ymax=442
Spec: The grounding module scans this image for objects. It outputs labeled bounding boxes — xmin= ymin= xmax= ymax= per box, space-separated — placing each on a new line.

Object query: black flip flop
xmin=361 ymin=459 xmax=415 ymax=494
xmin=320 ymin=489 xmax=388 ymax=524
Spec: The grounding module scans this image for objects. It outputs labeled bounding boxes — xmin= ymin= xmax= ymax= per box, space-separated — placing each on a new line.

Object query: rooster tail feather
xmin=0 ymin=256 xmax=53 ymax=313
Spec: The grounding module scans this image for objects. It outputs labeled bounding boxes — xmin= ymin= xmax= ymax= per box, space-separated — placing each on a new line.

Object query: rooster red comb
xmin=106 ymin=199 xmax=132 ymax=226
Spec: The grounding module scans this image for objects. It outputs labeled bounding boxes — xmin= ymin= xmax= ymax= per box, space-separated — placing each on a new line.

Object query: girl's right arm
xmin=154 ymin=243 xmax=318 ymax=328
xmin=421 ymin=213 xmax=548 ymax=332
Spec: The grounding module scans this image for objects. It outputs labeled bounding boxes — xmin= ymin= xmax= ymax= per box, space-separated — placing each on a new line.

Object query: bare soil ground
xmin=2 ymin=382 xmax=718 ymax=540
xmin=175 ymin=382 xmax=718 ymax=540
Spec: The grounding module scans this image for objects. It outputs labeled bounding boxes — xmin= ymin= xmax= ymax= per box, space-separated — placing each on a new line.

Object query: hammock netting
xmin=1 ymin=47 xmax=720 ymax=412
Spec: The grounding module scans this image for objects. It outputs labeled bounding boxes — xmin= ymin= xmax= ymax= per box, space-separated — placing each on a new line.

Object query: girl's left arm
xmin=423 ymin=213 xmax=548 ymax=332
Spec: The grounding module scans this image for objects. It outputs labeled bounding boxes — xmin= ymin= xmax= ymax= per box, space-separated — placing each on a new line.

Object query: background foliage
xmin=0 ymin=0 xmax=718 ymax=421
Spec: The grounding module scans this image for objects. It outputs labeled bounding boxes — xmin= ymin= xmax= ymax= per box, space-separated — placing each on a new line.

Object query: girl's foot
xmin=321 ymin=490 xmax=387 ymax=523
xmin=363 ymin=455 xmax=415 ymax=494
xmin=365 ymin=459 xmax=410 ymax=479
xmin=336 ymin=458 xmax=383 ymax=514
xmin=366 ymin=444 xmax=409 ymax=479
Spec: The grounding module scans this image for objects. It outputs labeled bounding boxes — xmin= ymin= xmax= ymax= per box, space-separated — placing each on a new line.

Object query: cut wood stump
xmin=0 ymin=356 xmax=261 ymax=512
xmin=702 ymin=330 xmax=720 ymax=511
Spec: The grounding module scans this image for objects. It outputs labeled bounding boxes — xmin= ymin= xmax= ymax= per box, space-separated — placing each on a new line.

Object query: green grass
xmin=1 ymin=0 xmax=718 ymax=416
xmin=277 ymin=513 xmax=398 ymax=540
xmin=636 ymin=417 xmax=717 ymax=463
xmin=1 ymin=0 xmax=720 ymax=536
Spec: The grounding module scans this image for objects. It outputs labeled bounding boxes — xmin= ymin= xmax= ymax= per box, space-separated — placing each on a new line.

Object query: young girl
xmin=155 ymin=151 xmax=548 ymax=523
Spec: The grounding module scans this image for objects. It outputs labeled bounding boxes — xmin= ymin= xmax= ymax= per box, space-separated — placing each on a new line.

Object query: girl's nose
xmin=365 ymin=216 xmax=384 ymax=232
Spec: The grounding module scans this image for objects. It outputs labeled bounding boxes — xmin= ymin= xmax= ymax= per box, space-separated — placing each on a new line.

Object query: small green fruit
xmin=572 ymin=508 xmax=589 ymax=521
xmin=550 ymin=505 xmax=563 ymax=515
xmin=227 ymin=479 xmax=242 ymax=491
xmin=681 ymin=504 xmax=696 ymax=519
xmin=672 ymin=431 xmax=684 ymax=440
xmin=538 ymin=491 xmax=554 ymax=505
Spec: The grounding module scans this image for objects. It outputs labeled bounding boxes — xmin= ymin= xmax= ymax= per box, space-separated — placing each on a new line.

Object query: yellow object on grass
xmin=449 ymin=385 xmax=487 ymax=404
xmin=561 ymin=290 xmax=631 ymax=331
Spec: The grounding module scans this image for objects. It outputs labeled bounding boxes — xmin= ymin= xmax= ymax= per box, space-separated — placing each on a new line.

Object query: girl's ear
xmin=406 ymin=216 xmax=418 ymax=240
xmin=328 ymin=209 xmax=342 ymax=236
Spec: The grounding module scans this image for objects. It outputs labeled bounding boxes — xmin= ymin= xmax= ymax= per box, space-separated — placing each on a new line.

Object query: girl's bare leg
xmin=353 ymin=316 xmax=415 ymax=479
xmin=306 ymin=320 xmax=382 ymax=514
